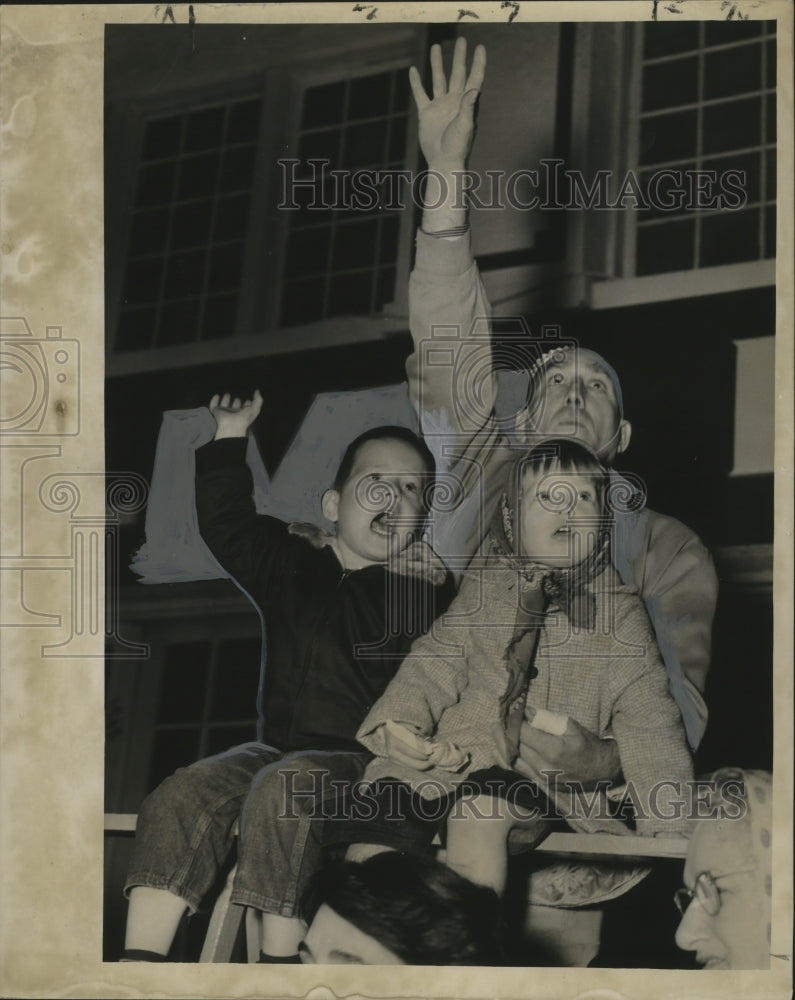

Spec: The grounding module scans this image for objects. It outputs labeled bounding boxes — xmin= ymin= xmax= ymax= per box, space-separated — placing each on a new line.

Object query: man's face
xmin=323 ymin=438 xmax=428 ymax=570
xmin=299 ymin=904 xmax=404 ymax=965
xmin=675 ymin=821 xmax=769 ymax=970
xmin=524 ymin=350 xmax=631 ymax=464
xmin=518 ymin=467 xmax=602 ymax=567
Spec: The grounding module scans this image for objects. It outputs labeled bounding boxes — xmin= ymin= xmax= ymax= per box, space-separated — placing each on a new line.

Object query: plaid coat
xmin=358 ymin=562 xmax=693 ymax=837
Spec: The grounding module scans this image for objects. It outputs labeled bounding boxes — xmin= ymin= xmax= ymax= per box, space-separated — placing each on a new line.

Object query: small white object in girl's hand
xmin=528 ymin=708 xmax=569 ymax=736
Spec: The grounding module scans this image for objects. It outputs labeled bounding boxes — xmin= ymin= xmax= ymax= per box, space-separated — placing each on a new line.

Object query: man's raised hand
xmin=209 ymin=389 xmax=263 ymax=439
xmin=409 ymin=37 xmax=486 ymax=172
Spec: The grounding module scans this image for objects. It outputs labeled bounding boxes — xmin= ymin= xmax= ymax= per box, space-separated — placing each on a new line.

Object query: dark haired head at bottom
xmin=301 ymin=851 xmax=505 ymax=966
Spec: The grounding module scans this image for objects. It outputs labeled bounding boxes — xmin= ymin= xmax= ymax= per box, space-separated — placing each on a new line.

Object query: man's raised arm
xmin=405 ymin=39 xmax=497 ymax=443
xmin=404 ymin=40 xmax=518 ymax=571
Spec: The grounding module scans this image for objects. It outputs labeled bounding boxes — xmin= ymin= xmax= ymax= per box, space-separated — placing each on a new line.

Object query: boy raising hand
xmin=122 ymin=391 xmax=452 ymax=963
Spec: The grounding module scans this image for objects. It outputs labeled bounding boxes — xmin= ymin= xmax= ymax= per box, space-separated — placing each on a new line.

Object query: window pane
xmin=704 ymin=43 xmax=762 ymax=100
xmin=177 ymin=153 xmax=220 ymax=199
xmin=227 ymin=97 xmax=262 ymax=143
xmin=704 ymin=20 xmax=762 ymax=47
xmin=639 ymin=168 xmax=685 ymax=219
xmin=220 ymin=145 xmax=257 ymax=192
xmin=700 ymin=208 xmax=760 ymax=267
xmin=205 ymin=724 xmax=257 ymax=757
xmin=282 ymin=67 xmax=409 ymax=324
xmin=213 ymin=194 xmax=251 ymax=241
xmin=288 ymin=174 xmax=333 ymax=221
xmin=342 ymin=120 xmax=388 ymax=168
xmin=636 ymin=23 xmax=773 ymax=278
xmin=118 ymin=94 xmax=262 ymax=353
xmin=331 ymin=220 xmax=378 ymax=270
xmin=765 ymin=38 xmax=776 ymax=87
xmin=300 ymin=128 xmax=342 ymax=168
xmin=701 ymin=151 xmax=761 ymax=204
xmin=208 ymin=242 xmax=245 ymax=292
xmin=201 ymin=293 xmax=237 ymax=340
xmin=281 ymin=277 xmax=326 ymax=326
xmin=129 ymin=209 xmax=170 ymax=256
xmin=348 ymin=71 xmax=392 ymax=120
xmin=636 ymin=219 xmax=694 ymax=275
xmin=211 ymin=637 xmax=262 ymax=720
xmin=643 ymin=22 xmax=700 ymax=59
xmin=327 ymin=271 xmax=372 ymax=316
xmin=642 ymin=55 xmax=699 ymax=112
xmin=764 ymin=205 xmax=775 ymax=258
xmin=159 ymin=298 xmax=202 ymax=346
xmin=375 ymin=265 xmax=396 ymax=310
xmin=639 ymin=109 xmax=698 ymax=165
xmin=164 ymin=250 xmax=206 ymax=299
xmin=766 ymin=93 xmax=776 ymax=142
xmin=380 ymin=214 xmax=401 ymax=262
xmin=284 ymin=226 xmax=330 ymax=277
xmin=172 ymin=202 xmax=213 ymax=249
xmin=142 ymin=115 xmax=182 ymax=160
xmin=764 ymin=150 xmax=776 ymax=201
xmin=123 ymin=258 xmax=162 ymax=304
xmin=148 ymin=728 xmax=201 ymax=792
xmin=135 ymin=161 xmax=177 ymax=207
xmin=388 ymin=114 xmax=408 ymax=162
xmin=157 ymin=641 xmax=211 ymax=722
xmin=702 ymin=97 xmax=762 ymax=154
xmin=392 ymin=69 xmax=409 ymax=113
xmin=116 ymin=307 xmax=156 ymax=351
xmin=303 ymin=81 xmax=346 ymax=128
xmin=185 ymin=106 xmax=225 ymax=152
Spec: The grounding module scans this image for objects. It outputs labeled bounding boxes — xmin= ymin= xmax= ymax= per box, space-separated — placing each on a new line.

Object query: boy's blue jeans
xmin=124 ymin=742 xmax=367 ymax=916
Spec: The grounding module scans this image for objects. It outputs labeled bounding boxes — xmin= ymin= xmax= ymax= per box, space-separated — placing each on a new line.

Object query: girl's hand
xmin=515 ymin=716 xmax=622 ymax=789
xmin=209 ymin=389 xmax=263 ymax=439
xmin=384 ymin=721 xmax=435 ymax=771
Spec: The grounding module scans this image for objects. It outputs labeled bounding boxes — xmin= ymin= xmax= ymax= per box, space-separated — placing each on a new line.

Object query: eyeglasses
xmin=673 ymin=867 xmax=756 ymax=918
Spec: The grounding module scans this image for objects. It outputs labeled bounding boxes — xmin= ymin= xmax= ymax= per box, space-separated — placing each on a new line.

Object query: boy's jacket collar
xmin=287 ymin=522 xmax=448 ymax=587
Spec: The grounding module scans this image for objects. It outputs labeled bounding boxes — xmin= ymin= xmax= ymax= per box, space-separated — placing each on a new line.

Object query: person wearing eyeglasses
xmin=674 ymin=768 xmax=773 ymax=970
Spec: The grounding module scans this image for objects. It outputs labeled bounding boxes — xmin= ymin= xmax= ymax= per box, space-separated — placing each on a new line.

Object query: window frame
xmin=106 ymin=71 xmax=272 ymax=362
xmin=106 ymin=590 xmax=263 ymax=814
xmin=105 ymin=31 xmax=426 ymax=377
xmin=568 ymin=21 xmax=778 ymax=312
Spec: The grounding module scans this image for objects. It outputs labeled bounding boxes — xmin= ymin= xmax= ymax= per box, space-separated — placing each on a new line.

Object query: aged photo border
xmin=1 ymin=2 xmax=793 ymax=998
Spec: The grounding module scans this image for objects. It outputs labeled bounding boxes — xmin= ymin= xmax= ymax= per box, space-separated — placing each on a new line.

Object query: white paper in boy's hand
xmin=384 ymin=720 xmax=470 ymax=772
xmin=526 ymin=706 xmax=570 ymax=737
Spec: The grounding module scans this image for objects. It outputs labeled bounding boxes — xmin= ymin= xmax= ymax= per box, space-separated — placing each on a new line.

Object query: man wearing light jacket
xmin=405 ymin=37 xmax=717 ymax=788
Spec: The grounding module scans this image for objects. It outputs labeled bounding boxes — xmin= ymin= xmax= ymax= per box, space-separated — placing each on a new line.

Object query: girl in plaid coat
xmin=354 ymin=438 xmax=693 ymax=896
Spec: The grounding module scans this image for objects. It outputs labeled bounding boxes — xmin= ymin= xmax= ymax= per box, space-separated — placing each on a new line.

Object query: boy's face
xmin=323 ymin=438 xmax=428 ymax=569
xmin=518 ymin=467 xmax=602 ymax=567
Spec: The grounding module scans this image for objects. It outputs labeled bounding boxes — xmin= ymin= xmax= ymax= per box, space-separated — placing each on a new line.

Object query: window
xmin=635 ymin=20 xmax=776 ymax=276
xmin=147 ymin=634 xmax=261 ymax=791
xmin=107 ymin=28 xmax=424 ymax=364
xmin=280 ymin=68 xmax=411 ymax=327
xmin=117 ymin=96 xmax=263 ymax=351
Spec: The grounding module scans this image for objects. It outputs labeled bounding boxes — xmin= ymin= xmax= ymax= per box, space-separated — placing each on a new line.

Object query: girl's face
xmin=518 ymin=467 xmax=603 ymax=567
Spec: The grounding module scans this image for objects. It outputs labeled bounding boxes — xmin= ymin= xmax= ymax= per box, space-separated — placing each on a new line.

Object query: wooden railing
xmin=104 ymin=813 xmax=687 ymax=861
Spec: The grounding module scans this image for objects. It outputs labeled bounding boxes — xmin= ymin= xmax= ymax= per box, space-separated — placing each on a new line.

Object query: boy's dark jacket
xmin=195 ymin=437 xmax=454 ymax=754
